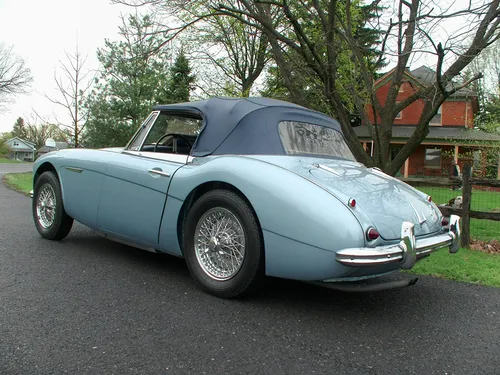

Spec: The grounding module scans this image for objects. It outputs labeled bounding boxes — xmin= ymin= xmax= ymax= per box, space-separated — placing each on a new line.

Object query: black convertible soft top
xmin=153 ymin=97 xmax=343 ymax=157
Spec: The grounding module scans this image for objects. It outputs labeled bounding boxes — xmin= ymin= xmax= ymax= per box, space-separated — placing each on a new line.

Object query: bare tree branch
xmin=45 ymin=44 xmax=95 ymax=147
xmin=0 ymin=43 xmax=33 ymax=110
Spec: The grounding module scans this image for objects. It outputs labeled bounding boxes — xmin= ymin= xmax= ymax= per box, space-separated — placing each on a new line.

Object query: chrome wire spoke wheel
xmin=36 ymin=184 xmax=56 ymax=229
xmin=194 ymin=207 xmax=246 ymax=281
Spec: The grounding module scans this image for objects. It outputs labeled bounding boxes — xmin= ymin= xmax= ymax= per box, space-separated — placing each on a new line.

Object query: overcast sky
xmin=0 ymin=0 xmax=133 ymax=133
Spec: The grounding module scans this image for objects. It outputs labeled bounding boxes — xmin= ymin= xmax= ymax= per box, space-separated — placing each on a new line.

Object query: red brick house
xmin=354 ymin=65 xmax=500 ymax=178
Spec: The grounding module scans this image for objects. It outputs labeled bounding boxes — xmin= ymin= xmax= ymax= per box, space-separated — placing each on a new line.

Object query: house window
xmin=395 ymin=101 xmax=402 ymax=119
xmin=14 ymin=142 xmax=19 ymax=146
xmin=430 ymin=105 xmax=442 ymax=125
xmin=425 ymin=148 xmax=441 ymax=168
xmin=473 ymin=150 xmax=482 ymax=171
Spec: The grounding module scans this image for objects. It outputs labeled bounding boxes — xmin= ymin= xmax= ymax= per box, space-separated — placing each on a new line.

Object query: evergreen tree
xmin=11 ymin=117 xmax=27 ymax=139
xmin=165 ymin=50 xmax=195 ymax=104
xmin=84 ymin=14 xmax=173 ymax=148
xmin=261 ymin=1 xmax=386 ymax=116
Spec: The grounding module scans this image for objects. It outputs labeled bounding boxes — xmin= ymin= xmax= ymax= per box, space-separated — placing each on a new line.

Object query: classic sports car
xmin=31 ymin=97 xmax=460 ymax=298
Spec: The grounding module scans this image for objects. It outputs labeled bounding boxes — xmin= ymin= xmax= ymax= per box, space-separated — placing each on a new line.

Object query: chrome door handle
xmin=148 ymin=169 xmax=170 ymax=178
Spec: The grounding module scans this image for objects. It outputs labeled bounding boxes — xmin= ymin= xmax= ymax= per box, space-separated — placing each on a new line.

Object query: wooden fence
xmin=401 ymin=163 xmax=500 ymax=248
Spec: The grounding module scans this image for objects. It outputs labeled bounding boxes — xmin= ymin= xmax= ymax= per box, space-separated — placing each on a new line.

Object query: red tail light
xmin=427 ymin=195 xmax=432 ymax=202
xmin=441 ymin=217 xmax=449 ymax=226
xmin=366 ymin=227 xmax=380 ymax=241
xmin=348 ymin=198 xmax=356 ymax=208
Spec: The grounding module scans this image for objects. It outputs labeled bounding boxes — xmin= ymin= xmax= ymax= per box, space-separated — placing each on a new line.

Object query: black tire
xmin=32 ymin=171 xmax=73 ymax=240
xmin=183 ymin=189 xmax=265 ymax=298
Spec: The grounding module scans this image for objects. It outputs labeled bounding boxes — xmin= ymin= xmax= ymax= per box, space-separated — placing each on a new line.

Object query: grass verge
xmin=3 ymin=172 xmax=33 ymax=195
xmin=0 ymin=157 xmax=25 ymax=163
xmin=417 ymin=186 xmax=500 ymax=242
xmin=417 ymin=186 xmax=500 ymax=212
xmin=407 ymin=247 xmax=500 ymax=288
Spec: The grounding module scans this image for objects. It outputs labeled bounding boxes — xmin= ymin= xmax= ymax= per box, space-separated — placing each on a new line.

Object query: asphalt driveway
xmin=0 ymin=162 xmax=33 ymax=175
xmin=1 ymin=180 xmax=499 ymax=374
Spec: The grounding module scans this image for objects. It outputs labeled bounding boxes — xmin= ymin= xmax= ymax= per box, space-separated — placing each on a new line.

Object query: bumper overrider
xmin=336 ymin=215 xmax=461 ymax=270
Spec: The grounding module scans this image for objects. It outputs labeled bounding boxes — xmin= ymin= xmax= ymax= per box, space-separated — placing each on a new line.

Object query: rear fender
xmin=161 ymin=156 xmax=365 ymax=278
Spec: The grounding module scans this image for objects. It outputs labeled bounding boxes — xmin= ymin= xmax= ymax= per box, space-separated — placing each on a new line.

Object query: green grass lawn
xmin=407 ymin=247 xmax=500 ymax=288
xmin=417 ymin=185 xmax=500 ymax=241
xmin=417 ymin=185 xmax=500 ymax=212
xmin=3 ymin=172 xmax=32 ymax=195
xmin=412 ymin=185 xmax=500 ymax=287
xmin=0 ymin=157 xmax=24 ymax=163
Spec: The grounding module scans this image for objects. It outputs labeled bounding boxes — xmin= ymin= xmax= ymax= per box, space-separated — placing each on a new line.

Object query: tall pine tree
xmin=165 ymin=50 xmax=195 ymax=104
xmin=11 ymin=117 xmax=27 ymax=139
xmin=261 ymin=1 xmax=386 ymax=116
xmin=84 ymin=14 xmax=174 ymax=148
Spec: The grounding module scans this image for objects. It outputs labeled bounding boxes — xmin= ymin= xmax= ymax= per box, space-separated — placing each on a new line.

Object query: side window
xmin=141 ymin=112 xmax=203 ymax=154
xmin=127 ymin=112 xmax=159 ymax=151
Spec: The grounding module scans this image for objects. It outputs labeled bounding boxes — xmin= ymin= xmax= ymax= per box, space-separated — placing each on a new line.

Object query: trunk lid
xmin=248 ymin=155 xmax=442 ymax=240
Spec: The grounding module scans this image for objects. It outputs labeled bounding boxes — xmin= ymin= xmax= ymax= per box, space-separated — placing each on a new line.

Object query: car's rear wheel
xmin=32 ymin=171 xmax=73 ymax=240
xmin=183 ymin=189 xmax=264 ymax=298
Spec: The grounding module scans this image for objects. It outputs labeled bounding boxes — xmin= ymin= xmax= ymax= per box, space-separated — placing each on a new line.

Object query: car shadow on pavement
xmin=61 ymin=228 xmax=450 ymax=314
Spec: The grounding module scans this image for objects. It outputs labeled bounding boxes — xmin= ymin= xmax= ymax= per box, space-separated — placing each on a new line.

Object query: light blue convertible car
xmin=31 ymin=97 xmax=461 ymax=298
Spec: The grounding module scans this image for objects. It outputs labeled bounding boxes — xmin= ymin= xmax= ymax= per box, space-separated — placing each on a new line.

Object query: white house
xmin=5 ymin=137 xmax=36 ymax=161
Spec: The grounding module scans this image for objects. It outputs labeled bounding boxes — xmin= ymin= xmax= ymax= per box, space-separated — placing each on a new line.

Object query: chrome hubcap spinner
xmin=36 ymin=184 xmax=56 ymax=229
xmin=194 ymin=207 xmax=246 ymax=281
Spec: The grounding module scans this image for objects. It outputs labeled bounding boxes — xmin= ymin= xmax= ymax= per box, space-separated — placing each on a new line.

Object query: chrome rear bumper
xmin=336 ymin=215 xmax=461 ymax=269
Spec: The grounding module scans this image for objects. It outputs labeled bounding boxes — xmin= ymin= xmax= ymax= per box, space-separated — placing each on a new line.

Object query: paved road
xmin=0 ymin=162 xmax=33 ymax=175
xmin=1 ymin=181 xmax=499 ymax=375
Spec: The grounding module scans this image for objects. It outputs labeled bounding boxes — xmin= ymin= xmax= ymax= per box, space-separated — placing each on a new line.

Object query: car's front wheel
xmin=183 ymin=189 xmax=265 ymax=298
xmin=32 ymin=171 xmax=73 ymax=240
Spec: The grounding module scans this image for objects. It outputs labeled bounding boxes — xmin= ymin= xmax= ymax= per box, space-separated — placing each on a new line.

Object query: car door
xmin=97 ymin=152 xmax=185 ymax=245
xmin=97 ymin=111 xmax=202 ymax=246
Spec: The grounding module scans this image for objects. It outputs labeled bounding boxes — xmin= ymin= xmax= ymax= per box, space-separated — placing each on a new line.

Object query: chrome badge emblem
xmin=410 ymin=203 xmax=427 ymax=226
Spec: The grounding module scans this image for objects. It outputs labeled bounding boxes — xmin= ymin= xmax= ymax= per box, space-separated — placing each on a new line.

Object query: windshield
xmin=278 ymin=121 xmax=355 ymax=160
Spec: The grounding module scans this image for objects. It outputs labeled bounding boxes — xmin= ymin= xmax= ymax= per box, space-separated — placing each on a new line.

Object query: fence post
xmin=461 ymin=163 xmax=472 ymax=248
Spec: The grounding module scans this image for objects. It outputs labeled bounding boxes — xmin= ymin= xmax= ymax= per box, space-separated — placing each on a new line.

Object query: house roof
xmin=410 ymin=66 xmax=476 ymax=97
xmin=374 ymin=65 xmax=477 ymax=98
xmin=37 ymin=146 xmax=53 ymax=153
xmin=353 ymin=125 xmax=500 ymax=144
xmin=55 ymin=141 xmax=69 ymax=149
xmin=37 ymin=142 xmax=69 ymax=153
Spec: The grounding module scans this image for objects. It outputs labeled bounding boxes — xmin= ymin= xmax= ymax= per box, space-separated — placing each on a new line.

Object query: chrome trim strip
xmin=336 ymin=215 xmax=461 ymax=269
xmin=148 ymin=169 xmax=171 ymax=178
xmin=137 ymin=111 xmax=160 ymax=150
xmin=125 ymin=111 xmax=160 ymax=151
xmin=65 ymin=167 xmax=83 ymax=173
xmin=123 ymin=150 xmax=194 ymax=164
xmin=313 ymin=163 xmax=342 ymax=176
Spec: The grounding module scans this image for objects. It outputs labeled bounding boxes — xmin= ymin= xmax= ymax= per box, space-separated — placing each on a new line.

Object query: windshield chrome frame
xmin=125 ymin=111 xmax=160 ymax=151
